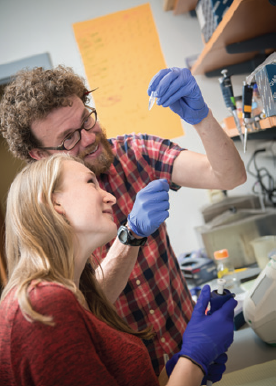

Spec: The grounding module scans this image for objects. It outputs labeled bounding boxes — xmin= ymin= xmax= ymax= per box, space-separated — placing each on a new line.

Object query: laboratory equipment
xmin=242 ymin=81 xmax=254 ymax=143
xmin=243 ymin=251 xmax=276 ymax=345
xmin=250 ymin=235 xmax=276 ymax=270
xmin=241 ymin=81 xmax=263 ymax=137
xmin=196 ymin=208 xmax=276 ymax=268
xmin=178 ymin=249 xmax=217 ymax=286
xmin=218 ymin=69 xmax=245 ymax=151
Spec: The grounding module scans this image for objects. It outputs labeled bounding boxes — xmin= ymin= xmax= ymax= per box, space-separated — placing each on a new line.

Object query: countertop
xmin=225 ymin=323 xmax=276 ymax=374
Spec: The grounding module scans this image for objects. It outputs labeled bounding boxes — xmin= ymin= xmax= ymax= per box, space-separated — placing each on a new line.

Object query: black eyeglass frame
xmin=37 ymin=106 xmax=97 ymax=151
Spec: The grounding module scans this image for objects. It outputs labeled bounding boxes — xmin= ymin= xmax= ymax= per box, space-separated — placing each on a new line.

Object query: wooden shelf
xmin=222 ymin=116 xmax=276 ymax=141
xmin=163 ymin=0 xmax=176 ymax=12
xmin=191 ymin=0 xmax=276 ymax=75
xmin=173 ymin=0 xmax=197 ymax=15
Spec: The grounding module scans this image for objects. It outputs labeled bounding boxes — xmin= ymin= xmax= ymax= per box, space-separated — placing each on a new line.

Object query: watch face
xmin=118 ymin=225 xmax=147 ymax=246
xmin=118 ymin=228 xmax=128 ymax=244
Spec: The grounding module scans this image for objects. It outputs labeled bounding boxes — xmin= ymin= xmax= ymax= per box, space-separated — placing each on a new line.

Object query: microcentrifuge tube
xmin=148 ymin=91 xmax=157 ymax=110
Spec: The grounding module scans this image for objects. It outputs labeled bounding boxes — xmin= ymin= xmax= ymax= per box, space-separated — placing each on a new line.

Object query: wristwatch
xmin=117 ymin=224 xmax=147 ymax=246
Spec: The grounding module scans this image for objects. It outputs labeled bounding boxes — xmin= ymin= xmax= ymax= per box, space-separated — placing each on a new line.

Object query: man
xmin=0 ymin=65 xmax=246 ymax=375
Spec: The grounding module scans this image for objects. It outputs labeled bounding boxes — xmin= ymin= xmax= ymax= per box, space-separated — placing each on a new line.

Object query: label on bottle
xmin=217 ymin=267 xmax=229 ymax=278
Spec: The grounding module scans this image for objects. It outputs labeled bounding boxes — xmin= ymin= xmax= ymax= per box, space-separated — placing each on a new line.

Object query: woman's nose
xmin=102 ymin=190 xmax=116 ymax=205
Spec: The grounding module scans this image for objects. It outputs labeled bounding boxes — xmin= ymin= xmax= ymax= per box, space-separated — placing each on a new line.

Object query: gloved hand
xmin=147 ymin=67 xmax=209 ymax=125
xmin=201 ymin=353 xmax=228 ymax=385
xmin=127 ymin=179 xmax=169 ymax=237
xmin=165 ymin=285 xmax=237 ymax=377
xmin=208 ymin=289 xmax=234 ymax=315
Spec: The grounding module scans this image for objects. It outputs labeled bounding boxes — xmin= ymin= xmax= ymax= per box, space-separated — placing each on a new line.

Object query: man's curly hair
xmin=0 ymin=65 xmax=90 ymax=162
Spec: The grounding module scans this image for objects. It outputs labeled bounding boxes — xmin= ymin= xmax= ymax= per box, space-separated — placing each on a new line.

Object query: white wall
xmin=0 ymin=0 xmax=274 ymax=256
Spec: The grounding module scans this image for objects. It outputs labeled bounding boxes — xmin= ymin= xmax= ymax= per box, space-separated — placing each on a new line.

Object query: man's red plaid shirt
xmin=94 ymin=134 xmax=194 ymax=375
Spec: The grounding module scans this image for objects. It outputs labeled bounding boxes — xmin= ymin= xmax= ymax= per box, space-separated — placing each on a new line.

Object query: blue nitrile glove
xmin=208 ymin=289 xmax=234 ymax=315
xmin=127 ymin=179 xmax=169 ymax=237
xmin=201 ymin=353 xmax=228 ymax=385
xmin=147 ymin=67 xmax=209 ymax=125
xmin=165 ymin=285 xmax=237 ymax=377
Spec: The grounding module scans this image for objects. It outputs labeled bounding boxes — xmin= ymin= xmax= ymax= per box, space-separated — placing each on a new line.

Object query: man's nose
xmin=80 ymin=128 xmax=95 ymax=147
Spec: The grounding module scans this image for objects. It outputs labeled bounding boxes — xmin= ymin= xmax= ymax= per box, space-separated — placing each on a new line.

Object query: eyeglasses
xmin=38 ymin=106 xmax=97 ymax=151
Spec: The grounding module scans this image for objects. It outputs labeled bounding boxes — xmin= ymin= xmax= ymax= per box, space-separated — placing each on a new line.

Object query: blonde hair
xmin=1 ymin=154 xmax=153 ymax=339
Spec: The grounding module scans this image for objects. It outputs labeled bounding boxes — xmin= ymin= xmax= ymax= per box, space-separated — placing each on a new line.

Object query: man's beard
xmin=78 ymin=127 xmax=114 ymax=176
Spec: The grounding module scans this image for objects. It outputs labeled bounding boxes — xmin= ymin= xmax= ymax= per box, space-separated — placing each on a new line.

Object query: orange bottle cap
xmin=214 ymin=249 xmax=229 ymax=260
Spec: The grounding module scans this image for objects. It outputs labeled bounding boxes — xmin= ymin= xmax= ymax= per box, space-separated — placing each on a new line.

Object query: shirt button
xmin=161 ymin=337 xmax=166 ymax=343
xmin=136 ymin=280 xmax=141 ymax=285
xmin=149 ymin=309 xmax=155 ymax=315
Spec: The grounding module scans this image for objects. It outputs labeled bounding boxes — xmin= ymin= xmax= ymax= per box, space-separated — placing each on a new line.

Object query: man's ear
xmin=29 ymin=148 xmax=48 ymax=160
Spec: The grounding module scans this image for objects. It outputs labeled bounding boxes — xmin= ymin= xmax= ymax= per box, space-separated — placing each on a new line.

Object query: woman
xmin=0 ymin=154 xmax=237 ymax=386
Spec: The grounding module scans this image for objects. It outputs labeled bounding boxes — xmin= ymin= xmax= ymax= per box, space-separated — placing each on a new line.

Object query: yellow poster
xmin=73 ymin=3 xmax=183 ymax=139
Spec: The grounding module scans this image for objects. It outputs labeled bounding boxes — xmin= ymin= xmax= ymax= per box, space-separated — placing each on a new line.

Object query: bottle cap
xmin=214 ymin=249 xmax=229 ymax=260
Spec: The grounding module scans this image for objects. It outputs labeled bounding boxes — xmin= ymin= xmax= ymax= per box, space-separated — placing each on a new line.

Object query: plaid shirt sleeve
xmin=95 ymin=133 xmax=194 ymax=376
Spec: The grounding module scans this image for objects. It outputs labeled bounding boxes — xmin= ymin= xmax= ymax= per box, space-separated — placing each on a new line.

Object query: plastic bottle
xmin=214 ymin=249 xmax=236 ymax=288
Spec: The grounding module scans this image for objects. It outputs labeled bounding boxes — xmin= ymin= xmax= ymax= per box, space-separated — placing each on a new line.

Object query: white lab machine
xmin=243 ymin=251 xmax=276 ymax=345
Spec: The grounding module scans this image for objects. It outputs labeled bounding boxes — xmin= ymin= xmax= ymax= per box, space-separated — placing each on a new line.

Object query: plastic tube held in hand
xmin=148 ymin=91 xmax=157 ymax=110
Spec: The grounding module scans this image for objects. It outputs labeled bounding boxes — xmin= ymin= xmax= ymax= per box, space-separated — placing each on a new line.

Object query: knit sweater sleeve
xmin=10 ymin=284 xmax=122 ymax=386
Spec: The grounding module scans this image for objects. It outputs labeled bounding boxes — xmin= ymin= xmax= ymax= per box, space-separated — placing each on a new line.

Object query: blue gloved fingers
xmin=193 ymin=285 xmax=211 ymax=315
xmin=166 ymin=289 xmax=235 ymax=381
xmin=156 ymin=178 xmax=170 ymax=191
xmin=179 ymin=292 xmax=235 ymax=374
xmin=154 ymin=71 xmax=181 ymax=102
xmin=148 ymin=67 xmax=209 ymax=125
xmin=220 ymin=297 xmax=238 ymax=317
xmin=156 ymin=68 xmax=195 ymax=106
xmin=127 ymin=179 xmax=170 ymax=237
xmin=150 ymin=205 xmax=170 ymax=222
xmin=209 ymin=298 xmax=237 ymax=352
xmin=139 ymin=190 xmax=169 ymax=207
xmin=201 ymin=354 xmax=228 ymax=385
xmin=147 ymin=68 xmax=172 ymax=96
xmin=140 ymin=178 xmax=169 ymax=194
xmin=207 ymin=291 xmax=234 ymax=315
xmin=213 ymin=353 xmax=228 ymax=365
xmin=128 ymin=204 xmax=169 ymax=237
xmin=165 ymin=354 xmax=178 ymax=377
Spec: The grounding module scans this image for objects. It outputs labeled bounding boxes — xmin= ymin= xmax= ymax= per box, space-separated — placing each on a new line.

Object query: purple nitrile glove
xmin=201 ymin=353 xmax=228 ymax=385
xmin=165 ymin=285 xmax=237 ymax=377
xmin=127 ymin=179 xmax=169 ymax=237
xmin=147 ymin=67 xmax=209 ymax=125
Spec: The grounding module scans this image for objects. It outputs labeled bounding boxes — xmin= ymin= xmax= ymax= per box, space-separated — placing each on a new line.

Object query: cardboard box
xmin=255 ymin=63 xmax=276 ymax=118
xmin=196 ymin=0 xmax=233 ymax=43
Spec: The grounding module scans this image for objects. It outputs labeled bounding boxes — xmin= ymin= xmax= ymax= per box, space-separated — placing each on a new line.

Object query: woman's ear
xmin=52 ymin=193 xmax=65 ymax=215
xmin=53 ymin=201 xmax=64 ymax=215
